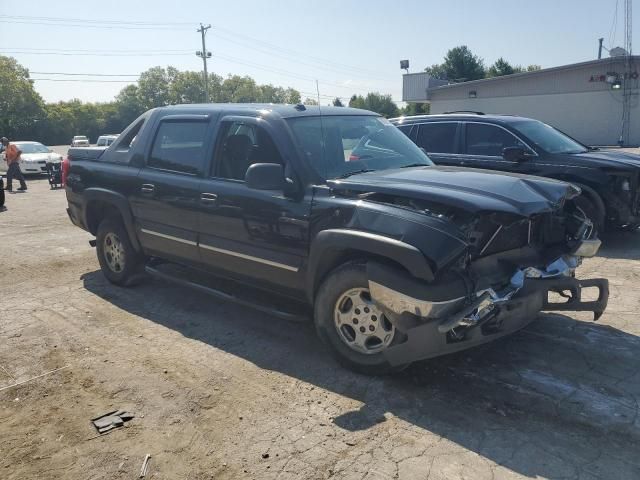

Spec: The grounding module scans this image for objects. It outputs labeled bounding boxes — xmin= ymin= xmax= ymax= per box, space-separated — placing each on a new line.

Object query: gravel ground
xmin=1 ymin=177 xmax=639 ymax=480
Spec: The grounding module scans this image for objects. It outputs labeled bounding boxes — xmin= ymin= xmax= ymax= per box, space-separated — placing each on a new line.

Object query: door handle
xmin=141 ymin=184 xmax=155 ymax=194
xmin=200 ymin=192 xmax=218 ymax=205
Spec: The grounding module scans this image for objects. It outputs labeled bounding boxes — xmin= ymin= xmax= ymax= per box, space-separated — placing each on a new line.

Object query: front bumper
xmin=368 ymin=252 xmax=609 ymax=366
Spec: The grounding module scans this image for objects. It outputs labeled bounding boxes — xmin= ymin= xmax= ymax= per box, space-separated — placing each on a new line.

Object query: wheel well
xmin=312 ymin=248 xmax=413 ymax=302
xmin=86 ymin=200 xmax=122 ymax=235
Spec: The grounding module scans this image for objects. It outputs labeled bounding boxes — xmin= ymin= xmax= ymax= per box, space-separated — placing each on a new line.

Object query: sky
xmin=0 ymin=0 xmax=638 ymax=105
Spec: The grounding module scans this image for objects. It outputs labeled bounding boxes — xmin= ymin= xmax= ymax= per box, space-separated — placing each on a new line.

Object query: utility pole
xmin=598 ymin=37 xmax=604 ymax=59
xmin=196 ymin=23 xmax=212 ymax=103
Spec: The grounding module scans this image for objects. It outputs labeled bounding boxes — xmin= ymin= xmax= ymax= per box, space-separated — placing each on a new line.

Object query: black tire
xmin=96 ymin=217 xmax=144 ymax=286
xmin=572 ymin=193 xmax=605 ymax=237
xmin=314 ymin=262 xmax=409 ymax=375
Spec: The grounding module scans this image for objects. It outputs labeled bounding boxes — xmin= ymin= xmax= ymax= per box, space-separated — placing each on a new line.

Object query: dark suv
xmin=65 ymin=104 xmax=608 ymax=374
xmin=390 ymin=113 xmax=640 ymax=231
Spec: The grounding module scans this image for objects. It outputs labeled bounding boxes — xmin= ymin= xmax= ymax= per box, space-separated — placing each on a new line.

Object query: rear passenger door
xmin=131 ymin=115 xmax=213 ymax=264
xmin=197 ymin=117 xmax=310 ymax=294
xmin=414 ymin=122 xmax=461 ymax=166
xmin=460 ymin=122 xmax=532 ymax=172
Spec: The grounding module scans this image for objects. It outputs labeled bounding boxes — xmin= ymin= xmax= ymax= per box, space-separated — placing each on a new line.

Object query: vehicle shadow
xmin=81 ymin=270 xmax=640 ymax=478
xmin=598 ymin=229 xmax=640 ymax=260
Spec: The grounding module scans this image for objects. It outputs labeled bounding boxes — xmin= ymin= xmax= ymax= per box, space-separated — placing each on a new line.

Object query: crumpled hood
xmin=570 ymin=150 xmax=640 ymax=170
xmin=327 ymin=166 xmax=578 ymax=217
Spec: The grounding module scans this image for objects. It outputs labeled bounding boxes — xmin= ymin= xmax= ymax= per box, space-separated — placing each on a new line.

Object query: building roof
xmin=428 ymin=55 xmax=640 ymax=92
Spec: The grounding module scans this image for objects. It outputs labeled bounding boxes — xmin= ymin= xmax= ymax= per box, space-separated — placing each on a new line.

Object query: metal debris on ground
xmin=139 ymin=454 xmax=151 ymax=478
xmin=91 ymin=409 xmax=135 ymax=434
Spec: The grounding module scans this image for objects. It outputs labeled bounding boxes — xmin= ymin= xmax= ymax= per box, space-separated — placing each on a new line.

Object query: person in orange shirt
xmin=2 ymin=137 xmax=27 ymax=192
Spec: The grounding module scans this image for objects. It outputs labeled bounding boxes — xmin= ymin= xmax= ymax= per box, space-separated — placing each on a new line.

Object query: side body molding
xmin=307 ymin=229 xmax=435 ymax=300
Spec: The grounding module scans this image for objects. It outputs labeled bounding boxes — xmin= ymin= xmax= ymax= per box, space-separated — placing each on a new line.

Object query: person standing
xmin=2 ymin=137 xmax=27 ymax=192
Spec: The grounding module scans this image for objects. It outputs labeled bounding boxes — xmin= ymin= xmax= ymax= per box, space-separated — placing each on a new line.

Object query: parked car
xmin=65 ymin=104 xmax=608 ymax=374
xmin=71 ymin=136 xmax=90 ymax=147
xmin=0 ymin=141 xmax=63 ymax=175
xmin=96 ymin=134 xmax=119 ymax=147
xmin=390 ymin=113 xmax=640 ymax=232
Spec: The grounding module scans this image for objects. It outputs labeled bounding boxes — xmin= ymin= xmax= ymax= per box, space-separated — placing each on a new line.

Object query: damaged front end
xmin=367 ymin=204 xmax=609 ymax=366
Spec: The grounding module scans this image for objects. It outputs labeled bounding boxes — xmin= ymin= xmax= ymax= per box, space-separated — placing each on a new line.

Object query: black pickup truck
xmin=65 ymin=104 xmax=608 ymax=374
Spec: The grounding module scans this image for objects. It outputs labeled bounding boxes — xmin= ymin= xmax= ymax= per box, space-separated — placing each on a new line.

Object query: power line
xmin=3 ymin=47 xmax=190 ymax=53
xmin=1 ymin=50 xmax=190 ymax=57
xmin=2 ymin=15 xmax=194 ymax=25
xmin=5 ymin=20 xmax=191 ymax=30
xmin=31 ymin=78 xmax=134 ymax=83
xmin=31 ymin=72 xmax=140 ymax=77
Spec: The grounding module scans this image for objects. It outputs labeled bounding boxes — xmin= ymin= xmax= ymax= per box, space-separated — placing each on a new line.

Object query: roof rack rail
xmin=442 ymin=110 xmax=485 ymax=115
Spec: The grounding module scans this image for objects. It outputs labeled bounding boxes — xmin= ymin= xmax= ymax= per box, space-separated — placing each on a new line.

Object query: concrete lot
xmin=1 ymin=178 xmax=639 ymax=479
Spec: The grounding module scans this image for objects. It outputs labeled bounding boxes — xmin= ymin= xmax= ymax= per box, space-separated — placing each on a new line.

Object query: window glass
xmin=15 ymin=143 xmax=49 ymax=154
xmin=287 ymin=115 xmax=432 ymax=180
xmin=396 ymin=124 xmax=413 ymax=138
xmin=215 ymin=121 xmax=283 ymax=181
xmin=149 ymin=121 xmax=208 ymax=175
xmin=465 ymin=123 xmax=524 ymax=156
xmin=511 ymin=120 xmax=587 ymax=154
xmin=416 ymin=123 xmax=457 ymax=153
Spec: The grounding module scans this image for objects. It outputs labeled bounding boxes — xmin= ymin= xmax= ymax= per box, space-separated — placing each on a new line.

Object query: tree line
xmin=425 ymin=45 xmax=541 ymax=82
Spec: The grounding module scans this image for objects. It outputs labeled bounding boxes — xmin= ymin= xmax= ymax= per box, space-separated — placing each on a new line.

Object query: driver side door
xmin=197 ymin=117 xmax=311 ymax=294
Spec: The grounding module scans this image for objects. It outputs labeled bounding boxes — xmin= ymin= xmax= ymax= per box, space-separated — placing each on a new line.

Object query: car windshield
xmin=512 ymin=120 xmax=588 ymax=154
xmin=286 ymin=115 xmax=433 ymax=179
xmin=16 ymin=143 xmax=49 ymax=154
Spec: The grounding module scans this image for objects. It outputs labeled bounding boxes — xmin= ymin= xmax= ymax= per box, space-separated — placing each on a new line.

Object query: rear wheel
xmin=314 ymin=262 xmax=408 ymax=375
xmin=96 ymin=217 xmax=144 ymax=286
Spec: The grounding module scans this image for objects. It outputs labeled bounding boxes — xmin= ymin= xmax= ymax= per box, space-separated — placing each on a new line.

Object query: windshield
xmin=512 ymin=120 xmax=588 ymax=154
xmin=287 ymin=115 xmax=433 ymax=179
xmin=16 ymin=143 xmax=49 ymax=154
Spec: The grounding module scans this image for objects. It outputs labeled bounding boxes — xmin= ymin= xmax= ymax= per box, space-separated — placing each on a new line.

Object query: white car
xmin=0 ymin=141 xmax=63 ymax=175
xmin=71 ymin=136 xmax=90 ymax=147
xmin=96 ymin=134 xmax=119 ymax=147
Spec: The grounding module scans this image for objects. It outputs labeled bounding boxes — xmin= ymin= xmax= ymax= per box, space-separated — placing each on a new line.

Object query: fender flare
xmin=306 ymin=229 xmax=435 ymax=301
xmin=83 ymin=188 xmax=142 ymax=251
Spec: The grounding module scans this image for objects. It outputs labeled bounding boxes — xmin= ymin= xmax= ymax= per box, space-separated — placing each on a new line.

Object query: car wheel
xmin=314 ymin=262 xmax=408 ymax=375
xmin=572 ymin=193 xmax=605 ymax=236
xmin=96 ymin=217 xmax=144 ymax=286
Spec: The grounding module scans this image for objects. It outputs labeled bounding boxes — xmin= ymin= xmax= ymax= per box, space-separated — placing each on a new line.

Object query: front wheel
xmin=314 ymin=262 xmax=408 ymax=375
xmin=572 ymin=192 xmax=605 ymax=236
xmin=96 ymin=217 xmax=144 ymax=286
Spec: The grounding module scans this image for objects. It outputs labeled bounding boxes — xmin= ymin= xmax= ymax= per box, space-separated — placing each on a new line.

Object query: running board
xmin=144 ymin=265 xmax=309 ymax=322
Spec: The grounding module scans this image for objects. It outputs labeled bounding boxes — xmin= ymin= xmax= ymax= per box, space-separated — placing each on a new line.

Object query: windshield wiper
xmin=399 ymin=163 xmax=429 ymax=169
xmin=336 ymin=169 xmax=376 ymax=179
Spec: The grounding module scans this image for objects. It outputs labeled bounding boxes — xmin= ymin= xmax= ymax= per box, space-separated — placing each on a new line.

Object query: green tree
xmin=332 ymin=97 xmax=344 ymax=107
xmin=348 ymin=93 xmax=399 ymax=118
xmin=425 ymin=46 xmax=486 ymax=82
xmin=303 ymin=97 xmax=319 ymax=105
xmin=0 ymin=56 xmax=46 ymax=140
xmin=487 ymin=57 xmax=521 ymax=77
xmin=401 ymin=103 xmax=430 ymax=116
xmin=526 ymin=64 xmax=542 ymax=71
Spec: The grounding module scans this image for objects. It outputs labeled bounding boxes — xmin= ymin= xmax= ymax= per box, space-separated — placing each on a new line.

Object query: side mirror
xmin=503 ymin=146 xmax=527 ymax=162
xmin=245 ymin=163 xmax=285 ymax=190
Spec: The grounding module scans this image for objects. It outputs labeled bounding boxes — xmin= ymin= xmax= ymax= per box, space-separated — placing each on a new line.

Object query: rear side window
xmin=416 ymin=123 xmax=457 ymax=153
xmin=149 ymin=121 xmax=208 ymax=175
xmin=465 ymin=123 xmax=524 ymax=156
xmin=396 ymin=124 xmax=413 ymax=138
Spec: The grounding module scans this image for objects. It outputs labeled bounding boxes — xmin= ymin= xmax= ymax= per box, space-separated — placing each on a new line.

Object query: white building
xmin=402 ymin=56 xmax=640 ymax=146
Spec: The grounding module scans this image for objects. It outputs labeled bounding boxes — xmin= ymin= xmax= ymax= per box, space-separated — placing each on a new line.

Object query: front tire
xmin=96 ymin=217 xmax=144 ymax=286
xmin=572 ymin=192 xmax=605 ymax=236
xmin=314 ymin=262 xmax=408 ymax=375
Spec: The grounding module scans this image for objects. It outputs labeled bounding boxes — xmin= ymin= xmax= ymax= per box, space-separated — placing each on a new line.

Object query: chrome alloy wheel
xmin=103 ymin=232 xmax=126 ymax=273
xmin=333 ymin=288 xmax=395 ymax=354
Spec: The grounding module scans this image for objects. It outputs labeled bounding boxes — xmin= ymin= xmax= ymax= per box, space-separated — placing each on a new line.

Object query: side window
xmin=214 ymin=121 xmax=283 ymax=181
xmin=396 ymin=124 xmax=413 ymax=138
xmin=416 ymin=123 xmax=457 ymax=154
xmin=148 ymin=121 xmax=208 ymax=175
xmin=115 ymin=118 xmax=145 ymax=151
xmin=465 ymin=123 xmax=524 ymax=156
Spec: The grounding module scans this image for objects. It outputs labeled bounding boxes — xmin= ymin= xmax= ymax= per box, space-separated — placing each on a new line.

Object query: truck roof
xmin=153 ymin=103 xmax=377 ymax=119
